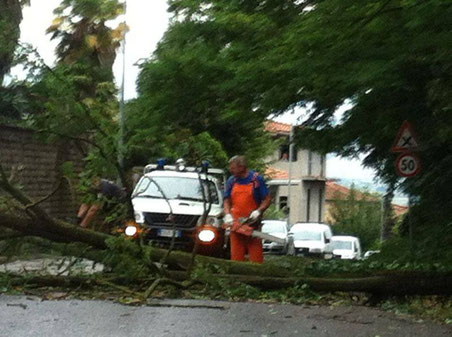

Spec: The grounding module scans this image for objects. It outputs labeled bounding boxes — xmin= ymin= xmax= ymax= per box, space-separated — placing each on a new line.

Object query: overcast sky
xmin=16 ymin=0 xmax=376 ymax=183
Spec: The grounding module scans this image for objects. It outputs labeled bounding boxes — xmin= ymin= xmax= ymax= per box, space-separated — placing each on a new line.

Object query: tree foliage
xmin=47 ymin=0 xmax=125 ymax=87
xmin=0 ymin=0 xmax=30 ymax=120
xmin=329 ymin=186 xmax=382 ymax=251
xmin=288 ymin=0 xmax=452 ymax=230
xmin=132 ymin=0 xmax=280 ymax=164
xmin=0 ymin=0 xmax=30 ymax=84
xmin=139 ymin=0 xmax=451 ymax=232
xmin=124 ymin=99 xmax=230 ymax=168
xmin=27 ymin=0 xmax=127 ymax=187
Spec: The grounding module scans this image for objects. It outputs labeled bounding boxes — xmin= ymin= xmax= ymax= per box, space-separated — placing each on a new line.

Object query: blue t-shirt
xmin=99 ymin=179 xmax=123 ymax=199
xmin=224 ymin=170 xmax=269 ymax=206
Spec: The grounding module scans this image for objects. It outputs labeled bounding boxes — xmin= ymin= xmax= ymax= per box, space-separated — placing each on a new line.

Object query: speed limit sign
xmin=395 ymin=152 xmax=421 ymax=177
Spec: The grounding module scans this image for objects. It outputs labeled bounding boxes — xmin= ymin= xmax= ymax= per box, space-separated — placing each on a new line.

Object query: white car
xmin=289 ymin=223 xmax=333 ymax=258
xmin=331 ymin=235 xmax=362 ymax=260
xmin=261 ymin=220 xmax=292 ymax=255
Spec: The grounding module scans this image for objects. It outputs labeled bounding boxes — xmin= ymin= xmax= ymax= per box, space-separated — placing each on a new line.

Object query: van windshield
xmin=134 ymin=176 xmax=219 ymax=204
xmin=262 ymin=222 xmax=286 ymax=234
xmin=331 ymin=240 xmax=352 ymax=250
xmin=292 ymin=231 xmax=322 ymax=241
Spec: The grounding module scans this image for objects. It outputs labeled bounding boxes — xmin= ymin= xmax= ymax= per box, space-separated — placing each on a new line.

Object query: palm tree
xmin=47 ymin=0 xmax=125 ymax=91
xmin=0 ymin=0 xmax=29 ymax=84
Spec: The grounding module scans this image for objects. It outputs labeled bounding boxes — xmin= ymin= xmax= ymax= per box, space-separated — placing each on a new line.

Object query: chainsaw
xmin=230 ymin=217 xmax=286 ymax=245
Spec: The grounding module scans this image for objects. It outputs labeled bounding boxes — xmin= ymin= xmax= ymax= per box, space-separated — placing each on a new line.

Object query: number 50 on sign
xmin=395 ymin=152 xmax=421 ymax=177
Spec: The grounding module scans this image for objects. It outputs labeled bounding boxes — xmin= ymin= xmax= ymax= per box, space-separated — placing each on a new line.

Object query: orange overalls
xmin=230 ymin=179 xmax=264 ymax=263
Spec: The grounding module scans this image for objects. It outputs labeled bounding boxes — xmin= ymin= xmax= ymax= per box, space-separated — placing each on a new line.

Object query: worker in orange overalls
xmin=223 ymin=155 xmax=272 ymax=263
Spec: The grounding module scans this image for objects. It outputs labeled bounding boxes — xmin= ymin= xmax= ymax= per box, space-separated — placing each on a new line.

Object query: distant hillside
xmin=335 ymin=178 xmax=409 ymax=206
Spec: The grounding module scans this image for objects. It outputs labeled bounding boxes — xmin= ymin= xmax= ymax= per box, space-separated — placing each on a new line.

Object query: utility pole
xmin=118 ymin=0 xmax=127 ymax=174
xmin=287 ymin=124 xmax=294 ymax=225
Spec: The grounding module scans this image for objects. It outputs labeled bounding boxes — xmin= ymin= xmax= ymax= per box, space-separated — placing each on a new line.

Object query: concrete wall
xmin=0 ymin=125 xmax=85 ymax=220
xmin=273 ymin=181 xmax=325 ymax=225
xmin=305 ymin=151 xmax=326 ymax=178
xmin=299 ymin=181 xmax=325 ymax=224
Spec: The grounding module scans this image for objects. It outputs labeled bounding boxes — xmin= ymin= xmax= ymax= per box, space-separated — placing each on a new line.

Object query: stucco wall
xmin=266 ymin=146 xmax=326 ymax=178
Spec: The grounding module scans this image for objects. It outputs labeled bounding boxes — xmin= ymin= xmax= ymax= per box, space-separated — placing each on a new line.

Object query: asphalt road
xmin=0 ymin=295 xmax=450 ymax=337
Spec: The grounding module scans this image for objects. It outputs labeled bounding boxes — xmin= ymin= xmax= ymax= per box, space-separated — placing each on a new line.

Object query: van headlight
xmin=197 ymin=228 xmax=216 ymax=243
xmin=125 ymin=225 xmax=138 ymax=237
xmin=134 ymin=211 xmax=144 ymax=224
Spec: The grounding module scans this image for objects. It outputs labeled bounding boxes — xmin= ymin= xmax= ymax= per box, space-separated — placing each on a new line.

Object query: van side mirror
xmin=325 ymin=238 xmax=330 ymax=244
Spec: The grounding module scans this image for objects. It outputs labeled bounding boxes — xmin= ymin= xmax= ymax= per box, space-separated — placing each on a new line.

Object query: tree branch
xmin=0 ymin=164 xmax=51 ymax=222
xmin=24 ymin=176 xmax=67 ymax=211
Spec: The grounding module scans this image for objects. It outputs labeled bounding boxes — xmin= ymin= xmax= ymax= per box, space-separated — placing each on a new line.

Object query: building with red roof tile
xmin=264 ymin=121 xmax=326 ymax=224
xmin=263 ymin=120 xmax=407 ymax=226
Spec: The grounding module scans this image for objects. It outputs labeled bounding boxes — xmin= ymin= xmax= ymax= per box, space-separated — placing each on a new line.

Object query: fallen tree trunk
xmin=214 ymin=273 xmax=452 ymax=295
xmin=1 ymin=166 xmax=451 ymax=296
xmin=0 ymin=212 xmax=110 ymax=249
xmin=3 ymin=269 xmax=452 ymax=296
xmin=3 ymin=209 xmax=452 ymax=296
xmin=2 ymin=211 xmax=451 ymax=295
xmin=0 ymin=211 xmax=292 ymax=277
xmin=0 ymin=163 xmax=293 ymax=277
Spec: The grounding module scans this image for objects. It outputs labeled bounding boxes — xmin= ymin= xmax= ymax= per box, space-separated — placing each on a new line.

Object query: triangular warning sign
xmin=391 ymin=120 xmax=419 ymax=153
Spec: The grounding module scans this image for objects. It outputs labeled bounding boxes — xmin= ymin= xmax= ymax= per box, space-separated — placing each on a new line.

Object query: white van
xmin=127 ymin=159 xmax=227 ymax=257
xmin=331 ymin=236 xmax=362 ymax=260
xmin=289 ymin=223 xmax=333 ymax=257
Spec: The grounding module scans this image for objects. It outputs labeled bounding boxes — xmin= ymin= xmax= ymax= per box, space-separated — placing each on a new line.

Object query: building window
xmin=279 ymin=143 xmax=297 ymax=162
xmin=279 ymin=196 xmax=288 ymax=210
xmin=306 ymin=188 xmax=311 ymax=222
xmin=279 ymin=196 xmax=288 ymax=214
xmin=279 ymin=144 xmax=289 ymax=161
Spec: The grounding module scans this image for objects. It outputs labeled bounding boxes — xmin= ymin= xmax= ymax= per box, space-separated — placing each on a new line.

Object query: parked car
xmin=125 ymin=159 xmax=228 ymax=257
xmin=289 ymin=223 xmax=333 ymax=258
xmin=330 ymin=235 xmax=362 ymax=260
xmin=363 ymin=250 xmax=381 ymax=259
xmin=261 ymin=220 xmax=293 ymax=255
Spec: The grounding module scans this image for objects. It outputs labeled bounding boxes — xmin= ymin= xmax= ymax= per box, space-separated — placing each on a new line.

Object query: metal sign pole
xmin=408 ymin=195 xmax=414 ymax=255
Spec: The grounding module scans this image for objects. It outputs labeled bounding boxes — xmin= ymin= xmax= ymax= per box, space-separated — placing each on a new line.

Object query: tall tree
xmin=30 ymin=0 xmax=128 ymax=186
xmin=137 ymin=0 xmax=451 ymax=234
xmin=47 ymin=0 xmax=124 ymax=92
xmin=0 ymin=0 xmax=29 ymax=84
xmin=133 ymin=0 xmax=280 ymax=164
xmin=0 ymin=0 xmax=30 ymax=120
xmin=289 ymin=0 xmax=452 ymax=231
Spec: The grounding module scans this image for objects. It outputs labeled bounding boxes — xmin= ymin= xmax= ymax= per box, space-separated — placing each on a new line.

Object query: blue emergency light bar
xmin=143 ymin=159 xmax=224 ymax=178
xmin=201 ymin=160 xmax=210 ymax=173
xmin=156 ymin=158 xmax=166 ymax=170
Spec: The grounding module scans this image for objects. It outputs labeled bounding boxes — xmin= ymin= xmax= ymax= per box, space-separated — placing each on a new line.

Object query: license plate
xmin=157 ymin=229 xmax=182 ymax=238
